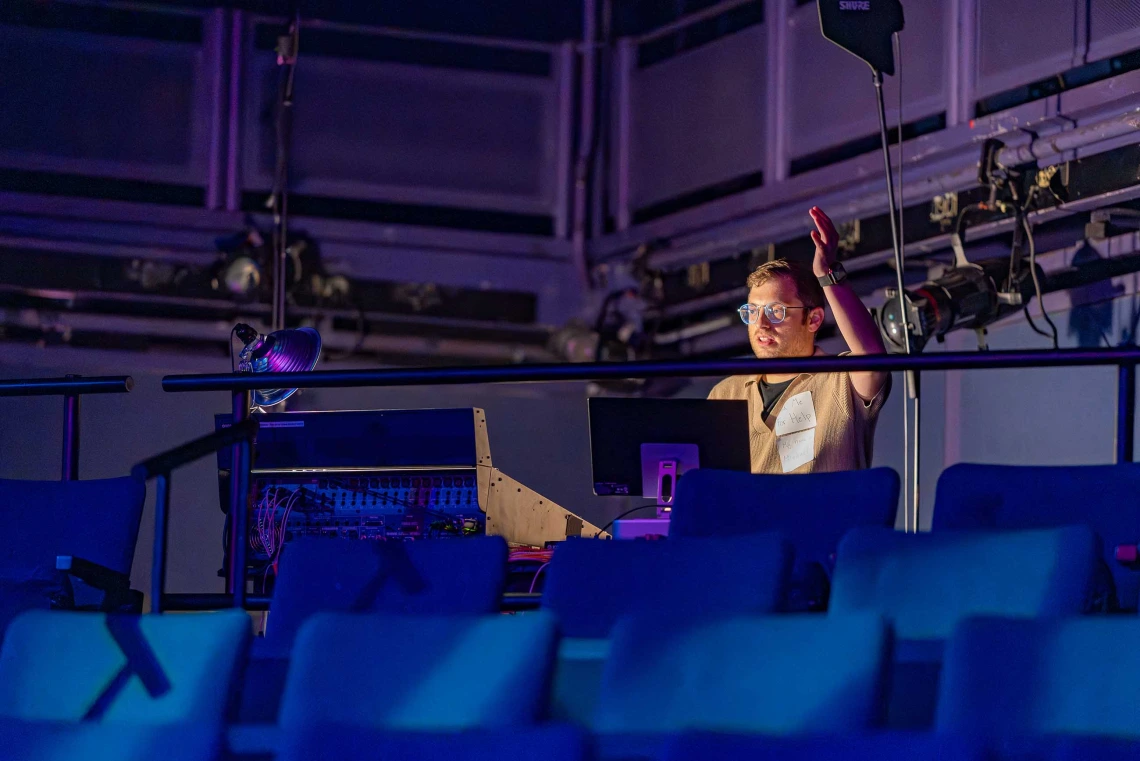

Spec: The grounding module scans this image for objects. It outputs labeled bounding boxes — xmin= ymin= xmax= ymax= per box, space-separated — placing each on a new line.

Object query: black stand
xmin=872 ymin=69 xmax=919 ymax=532
xmin=269 ymin=7 xmax=300 ymax=333
xmin=61 ymin=374 xmax=81 ymax=481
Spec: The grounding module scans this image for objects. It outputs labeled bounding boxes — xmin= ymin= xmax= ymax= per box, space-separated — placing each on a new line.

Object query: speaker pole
xmin=870 ymin=68 xmax=916 ymax=533
xmin=872 ymin=70 xmax=911 ymax=358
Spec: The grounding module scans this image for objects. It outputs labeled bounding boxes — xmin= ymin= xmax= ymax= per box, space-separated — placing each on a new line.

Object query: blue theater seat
xmin=541 ymin=533 xmax=791 ymax=725
xmin=237 ymin=536 xmax=508 ymax=723
xmin=938 ymin=617 xmax=1140 ymax=740
xmin=593 ymin=613 xmax=889 ymax=742
xmin=263 ymin=536 xmax=509 ymax=656
xmin=0 ymin=476 xmax=146 ymax=637
xmin=0 ymin=609 xmax=250 ymax=761
xmin=830 ymin=526 xmax=1098 ymax=729
xmin=0 ymin=720 xmax=229 ymax=761
xmin=670 ymin=468 xmax=899 ymax=610
xmin=278 ymin=612 xmax=558 ymax=731
xmin=278 ymin=725 xmax=590 ymax=761
xmin=933 ymin=463 xmax=1140 ymax=610
xmin=660 ymin=732 xmax=983 ymax=761
xmin=543 ymin=534 xmax=792 ymax=638
xmin=1017 ymin=737 xmax=1140 ymax=761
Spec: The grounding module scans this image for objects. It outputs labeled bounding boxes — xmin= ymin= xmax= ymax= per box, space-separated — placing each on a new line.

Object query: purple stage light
xmin=234 ymin=323 xmax=322 ymax=407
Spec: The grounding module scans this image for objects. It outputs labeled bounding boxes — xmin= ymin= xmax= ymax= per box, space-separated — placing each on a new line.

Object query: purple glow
xmin=238 ymin=327 xmax=322 ymax=407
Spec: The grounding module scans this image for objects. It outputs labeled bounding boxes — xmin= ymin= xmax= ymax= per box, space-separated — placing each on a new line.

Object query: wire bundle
xmin=252 ymin=486 xmax=302 ymax=562
xmin=509 ymin=548 xmax=554 ymax=564
xmin=509 ymin=548 xmax=555 ymax=594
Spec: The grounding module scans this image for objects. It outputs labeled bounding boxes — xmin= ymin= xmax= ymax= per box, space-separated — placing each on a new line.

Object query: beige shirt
xmin=707 ymin=354 xmax=891 ymax=474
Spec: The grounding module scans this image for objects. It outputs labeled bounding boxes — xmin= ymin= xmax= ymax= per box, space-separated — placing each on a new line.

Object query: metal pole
xmin=872 ymin=70 xmax=911 ymax=358
xmin=150 ymin=474 xmax=171 ymax=614
xmin=159 ymin=591 xmax=544 ymax=613
xmin=61 ymin=375 xmax=80 ymax=481
xmin=227 ymin=389 xmax=252 ymax=608
xmin=204 ymin=7 xmax=228 ymax=211
xmin=162 ymin=347 xmax=1140 ymax=392
xmin=1117 ymin=362 xmax=1135 ymax=463
xmin=270 ymin=7 xmax=299 ymax=332
xmin=0 ymin=376 xmax=132 ymax=397
xmin=570 ymin=0 xmax=597 ymax=284
xmin=613 ymin=37 xmax=633 ymax=231
xmin=874 ymin=67 xmax=916 ymax=528
xmin=225 ymin=10 xmax=244 ymax=212
xmin=911 ymin=372 xmax=921 ymax=531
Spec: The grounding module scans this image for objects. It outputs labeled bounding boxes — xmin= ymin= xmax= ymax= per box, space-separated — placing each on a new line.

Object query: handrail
xmin=0 ymin=375 xmax=134 ymax=480
xmin=0 ymin=375 xmax=133 ymax=397
xmin=131 ymin=419 xmax=260 ymax=614
xmin=160 ymin=591 xmax=544 ymax=613
xmin=163 ymin=347 xmax=1140 ymax=392
xmin=132 ymin=419 xmax=259 ymax=480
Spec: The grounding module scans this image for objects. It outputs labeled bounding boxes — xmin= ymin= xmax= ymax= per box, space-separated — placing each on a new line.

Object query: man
xmin=708 ymin=207 xmax=890 ymax=473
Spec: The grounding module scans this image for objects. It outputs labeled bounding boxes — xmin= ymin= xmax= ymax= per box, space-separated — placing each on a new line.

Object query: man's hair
xmin=745 ymin=259 xmax=825 ymax=311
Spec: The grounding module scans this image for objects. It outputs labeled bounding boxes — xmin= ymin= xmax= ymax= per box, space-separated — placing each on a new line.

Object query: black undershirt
xmin=759 ymin=377 xmax=794 ymax=421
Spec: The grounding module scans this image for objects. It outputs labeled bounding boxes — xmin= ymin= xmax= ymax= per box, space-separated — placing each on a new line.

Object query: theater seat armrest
xmin=55 ymin=555 xmax=134 ymax=610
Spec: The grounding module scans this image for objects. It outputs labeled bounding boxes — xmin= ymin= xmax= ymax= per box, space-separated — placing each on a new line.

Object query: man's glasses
xmin=737 ymin=302 xmax=811 ymax=325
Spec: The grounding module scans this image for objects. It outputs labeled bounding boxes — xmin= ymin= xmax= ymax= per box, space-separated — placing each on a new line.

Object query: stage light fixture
xmin=212 ymin=229 xmax=266 ymax=300
xmin=233 ymin=323 xmax=322 ymax=407
xmin=877 ymin=256 xmax=1039 ymax=353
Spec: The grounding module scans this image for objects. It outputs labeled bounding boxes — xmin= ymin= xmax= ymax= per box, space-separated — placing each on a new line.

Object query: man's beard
xmin=750 ymin=336 xmax=780 ymax=357
xmin=750 ymin=330 xmax=812 ymax=359
xmin=750 ymin=330 xmax=783 ymax=357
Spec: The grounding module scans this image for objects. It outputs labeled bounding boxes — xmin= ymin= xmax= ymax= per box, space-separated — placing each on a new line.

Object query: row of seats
xmin=3 ymin=608 xmax=1140 ymax=760
xmin=240 ymin=522 xmax=1102 ymax=730
xmin=2 ymin=460 xmax=1139 ymax=761
xmin=3 ymin=461 xmax=1139 ymax=640
xmin=675 ymin=464 xmax=1140 ymax=611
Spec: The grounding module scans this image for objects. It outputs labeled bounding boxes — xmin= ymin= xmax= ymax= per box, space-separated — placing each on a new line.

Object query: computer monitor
xmin=587 ymin=398 xmax=751 ymax=510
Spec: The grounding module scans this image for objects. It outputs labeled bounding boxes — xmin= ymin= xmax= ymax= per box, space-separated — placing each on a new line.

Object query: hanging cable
xmin=1022 ymin=305 xmax=1054 ymax=340
xmin=1022 ymin=214 xmax=1059 ymax=349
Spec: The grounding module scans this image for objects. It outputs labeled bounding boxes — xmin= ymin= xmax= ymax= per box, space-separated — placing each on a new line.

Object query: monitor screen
xmin=588 ymin=398 xmax=751 ymax=497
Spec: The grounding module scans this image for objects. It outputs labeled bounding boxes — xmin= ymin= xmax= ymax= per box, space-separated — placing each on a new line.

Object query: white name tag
xmin=777 ymin=427 xmax=815 ymax=473
xmin=774 ymin=391 xmax=817 ymax=436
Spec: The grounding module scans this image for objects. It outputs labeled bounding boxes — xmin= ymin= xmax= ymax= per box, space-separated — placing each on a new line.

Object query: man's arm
xmin=810 ymin=206 xmax=889 ymax=402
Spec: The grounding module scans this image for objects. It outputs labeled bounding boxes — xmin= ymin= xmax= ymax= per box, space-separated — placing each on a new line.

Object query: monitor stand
xmin=615 ymin=444 xmax=698 ymax=540
xmin=639 ymin=443 xmax=699 ymax=518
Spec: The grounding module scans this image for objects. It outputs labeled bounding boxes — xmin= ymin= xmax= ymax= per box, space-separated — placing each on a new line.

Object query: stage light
xmin=877 ymin=256 xmax=1038 ymax=353
xmin=216 ymin=256 xmax=262 ymax=297
xmin=233 ymin=323 xmax=322 ymax=407
xmin=212 ymin=229 xmax=266 ymax=300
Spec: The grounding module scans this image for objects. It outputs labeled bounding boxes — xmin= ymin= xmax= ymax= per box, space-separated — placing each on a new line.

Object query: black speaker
xmin=818 ymin=0 xmax=905 ymax=75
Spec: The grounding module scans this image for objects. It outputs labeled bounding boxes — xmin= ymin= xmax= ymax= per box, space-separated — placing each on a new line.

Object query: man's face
xmin=746 ymin=275 xmax=823 ymax=359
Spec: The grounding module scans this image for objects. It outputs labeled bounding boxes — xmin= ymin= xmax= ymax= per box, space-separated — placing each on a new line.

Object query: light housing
xmin=878 ymin=257 xmax=1038 ymax=353
xmin=233 ymin=323 xmax=321 ymax=407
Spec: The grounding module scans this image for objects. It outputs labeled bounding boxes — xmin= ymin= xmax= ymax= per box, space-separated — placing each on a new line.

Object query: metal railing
xmin=160 ymin=346 xmax=1140 ymax=611
xmin=131 ymin=418 xmax=259 ymax=614
xmin=160 ymin=591 xmax=544 ymax=613
xmin=0 ymin=375 xmax=134 ymax=480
